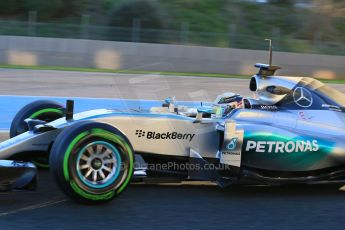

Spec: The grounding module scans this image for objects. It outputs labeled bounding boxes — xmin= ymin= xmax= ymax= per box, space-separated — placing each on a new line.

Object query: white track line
xmin=0 ymin=199 xmax=66 ymax=217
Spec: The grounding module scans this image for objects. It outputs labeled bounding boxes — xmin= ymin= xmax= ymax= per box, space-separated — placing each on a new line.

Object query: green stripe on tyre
xmin=29 ymin=108 xmax=63 ymax=119
xmin=63 ymin=128 xmax=134 ymax=200
xmin=63 ymin=131 xmax=89 ymax=181
xmin=70 ymin=181 xmax=115 ymax=201
xmin=32 ymin=160 xmax=50 ymax=168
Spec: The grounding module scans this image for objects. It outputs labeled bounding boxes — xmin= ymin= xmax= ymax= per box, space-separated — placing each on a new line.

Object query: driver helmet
xmin=213 ymin=93 xmax=243 ymax=116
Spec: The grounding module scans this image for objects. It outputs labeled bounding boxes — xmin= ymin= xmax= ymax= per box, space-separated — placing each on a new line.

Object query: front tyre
xmin=50 ymin=121 xmax=134 ymax=204
xmin=10 ymin=100 xmax=65 ymax=138
xmin=10 ymin=100 xmax=65 ymax=168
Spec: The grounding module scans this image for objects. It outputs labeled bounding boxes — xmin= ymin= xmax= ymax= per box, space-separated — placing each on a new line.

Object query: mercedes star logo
xmin=293 ymin=87 xmax=313 ymax=108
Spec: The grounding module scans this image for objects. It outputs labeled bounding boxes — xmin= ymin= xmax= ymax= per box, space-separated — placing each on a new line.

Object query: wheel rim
xmin=76 ymin=141 xmax=122 ymax=189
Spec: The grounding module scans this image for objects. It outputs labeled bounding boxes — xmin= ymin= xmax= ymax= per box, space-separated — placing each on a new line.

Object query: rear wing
xmin=254 ymin=63 xmax=281 ymax=77
xmin=254 ymin=39 xmax=281 ymax=77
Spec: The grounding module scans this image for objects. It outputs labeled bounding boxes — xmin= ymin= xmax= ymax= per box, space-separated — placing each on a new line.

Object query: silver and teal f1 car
xmin=1 ymin=61 xmax=345 ymax=204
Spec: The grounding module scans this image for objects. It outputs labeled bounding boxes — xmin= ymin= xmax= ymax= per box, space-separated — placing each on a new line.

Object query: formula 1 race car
xmin=1 ymin=49 xmax=345 ymax=204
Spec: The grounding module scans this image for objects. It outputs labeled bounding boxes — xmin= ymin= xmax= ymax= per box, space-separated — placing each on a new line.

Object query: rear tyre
xmin=10 ymin=100 xmax=65 ymax=168
xmin=49 ymin=121 xmax=134 ymax=204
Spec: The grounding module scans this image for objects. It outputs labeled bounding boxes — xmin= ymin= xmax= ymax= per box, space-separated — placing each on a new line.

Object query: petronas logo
xmin=227 ymin=138 xmax=238 ymax=150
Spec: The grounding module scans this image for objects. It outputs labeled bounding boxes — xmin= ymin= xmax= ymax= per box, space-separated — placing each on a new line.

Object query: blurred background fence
xmin=1 ymin=17 xmax=345 ymax=56
xmin=1 ymin=0 xmax=345 ymax=79
xmin=1 ymin=35 xmax=345 ymax=80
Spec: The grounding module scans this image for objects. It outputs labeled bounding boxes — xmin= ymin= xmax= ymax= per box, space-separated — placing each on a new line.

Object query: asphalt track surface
xmin=1 ymin=69 xmax=345 ymax=229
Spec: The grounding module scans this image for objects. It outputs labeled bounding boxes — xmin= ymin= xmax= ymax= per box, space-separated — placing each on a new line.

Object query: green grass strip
xmin=0 ymin=64 xmax=345 ymax=84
